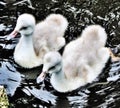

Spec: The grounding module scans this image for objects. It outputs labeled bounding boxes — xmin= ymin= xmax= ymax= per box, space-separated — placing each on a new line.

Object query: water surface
xmin=0 ymin=0 xmax=120 ymax=107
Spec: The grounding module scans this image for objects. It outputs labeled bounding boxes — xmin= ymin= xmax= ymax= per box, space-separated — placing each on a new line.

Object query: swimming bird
xmin=37 ymin=25 xmax=110 ymax=92
xmin=10 ymin=13 xmax=68 ymax=68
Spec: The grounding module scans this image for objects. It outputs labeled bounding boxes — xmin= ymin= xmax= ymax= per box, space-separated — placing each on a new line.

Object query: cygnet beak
xmin=10 ymin=30 xmax=19 ymax=37
xmin=36 ymin=71 xmax=47 ymax=83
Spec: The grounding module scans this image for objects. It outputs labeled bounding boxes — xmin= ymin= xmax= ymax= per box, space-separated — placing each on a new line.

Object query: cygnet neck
xmin=21 ymin=33 xmax=34 ymax=47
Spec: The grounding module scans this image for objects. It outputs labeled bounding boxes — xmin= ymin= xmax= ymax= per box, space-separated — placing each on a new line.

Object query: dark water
xmin=0 ymin=0 xmax=120 ymax=107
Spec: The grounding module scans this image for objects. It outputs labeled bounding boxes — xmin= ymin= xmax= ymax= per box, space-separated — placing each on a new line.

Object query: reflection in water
xmin=68 ymin=90 xmax=89 ymax=107
xmin=0 ymin=60 xmax=22 ymax=96
xmin=0 ymin=0 xmax=120 ymax=107
xmin=24 ymin=86 xmax=57 ymax=105
xmin=107 ymin=61 xmax=120 ymax=81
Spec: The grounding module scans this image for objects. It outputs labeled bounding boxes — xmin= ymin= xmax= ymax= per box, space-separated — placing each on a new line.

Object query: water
xmin=0 ymin=0 xmax=120 ymax=107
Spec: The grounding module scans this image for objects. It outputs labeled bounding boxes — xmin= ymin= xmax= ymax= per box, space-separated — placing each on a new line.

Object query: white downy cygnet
xmin=10 ymin=13 xmax=68 ymax=68
xmin=37 ymin=25 xmax=110 ymax=93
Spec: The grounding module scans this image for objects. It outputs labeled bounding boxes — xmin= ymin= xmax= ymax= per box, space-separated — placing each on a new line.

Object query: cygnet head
xmin=37 ymin=51 xmax=62 ymax=83
xmin=10 ymin=13 xmax=35 ymax=37
xmin=43 ymin=51 xmax=62 ymax=74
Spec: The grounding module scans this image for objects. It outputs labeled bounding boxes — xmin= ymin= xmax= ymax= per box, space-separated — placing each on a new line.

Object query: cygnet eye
xmin=48 ymin=65 xmax=56 ymax=71
xmin=20 ymin=26 xmax=28 ymax=30
xmin=48 ymin=62 xmax=61 ymax=71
